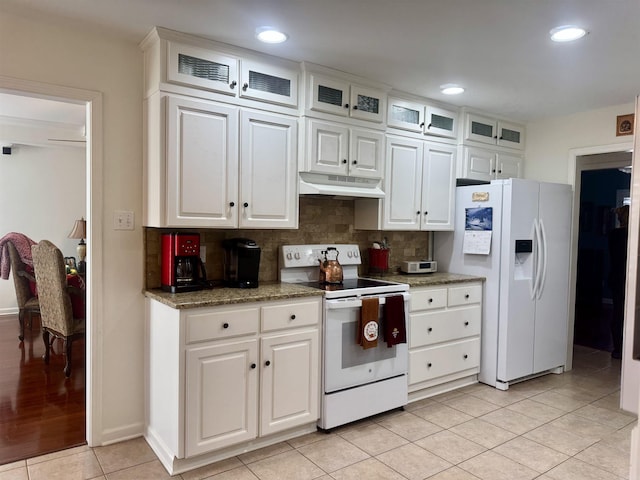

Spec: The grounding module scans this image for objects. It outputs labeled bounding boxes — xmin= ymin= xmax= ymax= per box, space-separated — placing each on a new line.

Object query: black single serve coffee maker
xmin=222 ymin=238 xmax=261 ymax=288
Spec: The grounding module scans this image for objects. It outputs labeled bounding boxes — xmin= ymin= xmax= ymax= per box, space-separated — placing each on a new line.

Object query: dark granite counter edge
xmin=144 ymin=283 xmax=324 ymax=309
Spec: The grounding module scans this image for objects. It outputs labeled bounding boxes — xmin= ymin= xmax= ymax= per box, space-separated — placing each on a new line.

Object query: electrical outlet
xmin=114 ymin=210 xmax=135 ymax=230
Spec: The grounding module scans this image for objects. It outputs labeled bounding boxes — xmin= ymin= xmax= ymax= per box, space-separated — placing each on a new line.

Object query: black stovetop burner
xmin=299 ymin=278 xmax=398 ymax=291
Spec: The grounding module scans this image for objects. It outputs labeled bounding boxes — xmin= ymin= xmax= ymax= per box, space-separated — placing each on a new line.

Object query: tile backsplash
xmin=145 ymin=197 xmax=431 ymax=289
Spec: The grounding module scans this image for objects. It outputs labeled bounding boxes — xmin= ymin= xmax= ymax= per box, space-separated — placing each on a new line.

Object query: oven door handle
xmin=325 ymin=292 xmax=409 ymax=310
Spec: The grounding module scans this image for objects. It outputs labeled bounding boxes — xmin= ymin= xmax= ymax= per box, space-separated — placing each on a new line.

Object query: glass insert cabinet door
xmin=310 ymin=73 xmax=386 ymax=123
xmin=387 ymin=99 xmax=425 ymax=132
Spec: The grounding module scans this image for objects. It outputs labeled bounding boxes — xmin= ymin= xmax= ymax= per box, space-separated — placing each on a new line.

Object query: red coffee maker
xmin=161 ymin=232 xmax=211 ymax=293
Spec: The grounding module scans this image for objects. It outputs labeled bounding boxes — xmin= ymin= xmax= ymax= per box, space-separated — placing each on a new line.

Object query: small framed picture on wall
xmin=616 ymin=114 xmax=634 ymax=136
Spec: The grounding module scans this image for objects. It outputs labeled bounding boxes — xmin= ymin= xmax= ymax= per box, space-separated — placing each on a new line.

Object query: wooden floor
xmin=0 ymin=314 xmax=85 ymax=465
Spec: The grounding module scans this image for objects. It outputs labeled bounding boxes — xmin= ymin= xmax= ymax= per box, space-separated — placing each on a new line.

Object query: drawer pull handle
xmin=463 ymin=354 xmax=468 ymax=359
xmin=465 ymin=294 xmax=470 ymax=299
xmin=428 ymin=298 xmax=433 ymax=303
xmin=250 ymin=363 xmax=256 ymax=369
xmin=223 ymin=323 xmax=229 ymax=329
xmin=290 ymin=314 xmax=296 ymax=320
xmin=265 ymin=360 xmax=271 ymax=367
xmin=427 ymin=362 xmax=432 ymax=368
xmin=464 ymin=321 xmax=469 ymax=326
xmin=427 ymin=327 xmax=433 ymax=332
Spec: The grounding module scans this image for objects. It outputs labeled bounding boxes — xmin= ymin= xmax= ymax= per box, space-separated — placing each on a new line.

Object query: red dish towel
xmin=358 ymin=297 xmax=379 ymax=349
xmin=384 ymin=295 xmax=407 ymax=347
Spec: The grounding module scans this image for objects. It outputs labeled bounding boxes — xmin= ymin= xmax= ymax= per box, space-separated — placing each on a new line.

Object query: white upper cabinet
xmin=142 ymin=28 xmax=300 ymax=109
xmin=387 ymin=97 xmax=458 ymax=140
xmin=355 ymin=136 xmax=455 ymax=231
xmin=458 ymin=146 xmax=523 ymax=182
xmin=167 ymin=42 xmax=239 ymax=96
xmin=305 ymin=119 xmax=384 ymax=179
xmin=307 ymin=72 xmax=387 ymax=123
xmin=146 ymin=93 xmax=298 ymax=229
xmin=463 ymin=112 xmax=525 ymax=150
xmin=239 ymin=59 xmax=298 ymax=107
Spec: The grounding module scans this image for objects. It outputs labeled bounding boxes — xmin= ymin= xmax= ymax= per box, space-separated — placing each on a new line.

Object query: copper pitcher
xmin=319 ymin=247 xmax=343 ymax=284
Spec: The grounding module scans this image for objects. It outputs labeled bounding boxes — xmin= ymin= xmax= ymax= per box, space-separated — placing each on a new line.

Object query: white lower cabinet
xmin=145 ymin=297 xmax=321 ymax=474
xmin=408 ymin=282 xmax=482 ymax=400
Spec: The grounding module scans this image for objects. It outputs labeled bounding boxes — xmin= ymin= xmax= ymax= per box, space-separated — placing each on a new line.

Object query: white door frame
xmin=566 ymin=144 xmax=633 ymax=371
xmin=0 ymin=75 xmax=104 ymax=446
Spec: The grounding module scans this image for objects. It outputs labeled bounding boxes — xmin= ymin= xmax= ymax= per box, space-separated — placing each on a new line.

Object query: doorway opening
xmin=0 ymin=76 xmax=103 ymax=463
xmin=574 ymin=158 xmax=632 ymax=355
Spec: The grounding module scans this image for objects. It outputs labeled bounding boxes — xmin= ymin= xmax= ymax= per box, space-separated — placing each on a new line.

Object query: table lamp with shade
xmin=68 ymin=217 xmax=87 ymax=273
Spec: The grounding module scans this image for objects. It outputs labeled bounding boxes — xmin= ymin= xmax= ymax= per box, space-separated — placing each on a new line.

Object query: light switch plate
xmin=114 ymin=210 xmax=134 ymax=230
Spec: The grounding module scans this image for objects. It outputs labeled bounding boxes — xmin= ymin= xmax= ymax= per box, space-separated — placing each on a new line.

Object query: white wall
xmin=0 ymin=12 xmax=144 ymax=443
xmin=0 ymin=143 xmax=86 ymax=314
xmin=525 ymin=102 xmax=635 ymax=183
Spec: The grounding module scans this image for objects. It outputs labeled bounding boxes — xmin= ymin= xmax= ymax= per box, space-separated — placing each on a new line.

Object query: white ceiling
xmin=1 ymin=0 xmax=639 ymax=123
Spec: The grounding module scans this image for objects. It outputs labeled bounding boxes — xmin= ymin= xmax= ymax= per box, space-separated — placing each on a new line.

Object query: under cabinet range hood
xmin=299 ymin=172 xmax=385 ymax=198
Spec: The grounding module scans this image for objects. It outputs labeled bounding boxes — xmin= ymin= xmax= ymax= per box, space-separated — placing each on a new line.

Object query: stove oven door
xmin=323 ymin=292 xmax=409 ymax=393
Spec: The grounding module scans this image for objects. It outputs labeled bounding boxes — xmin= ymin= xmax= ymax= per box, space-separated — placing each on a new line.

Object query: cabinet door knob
xmin=492 ymin=169 xmax=496 ymax=173
xmin=223 ymin=322 xmax=229 ymax=329
xmin=265 ymin=360 xmax=271 ymax=367
xmin=464 ymin=321 xmax=469 ymax=326
xmin=427 ymin=362 xmax=432 ymax=368
xmin=463 ymin=354 xmax=468 ymax=359
xmin=465 ymin=294 xmax=470 ymax=299
xmin=494 ymin=135 xmax=498 ymax=139
xmin=290 ymin=314 xmax=296 ymax=320
xmin=229 ymin=201 xmax=235 ymax=207
xmin=499 ymin=136 xmax=504 ymax=140
xmin=242 ymin=82 xmax=249 ymax=91
xmin=424 ymin=211 xmax=428 ymax=215
xmin=353 ymin=105 xmax=358 ymax=110
xmin=427 ymin=123 xmax=432 ymax=129
xmin=243 ymin=202 xmax=249 ymax=208
xmin=352 ymin=160 xmax=357 ymax=165
xmin=416 ymin=211 xmax=421 ymax=215
xmin=428 ymin=298 xmax=433 ymax=303
xmin=427 ymin=327 xmax=433 ymax=332
xmin=342 ymin=159 xmax=348 ymax=164
xmin=498 ymin=170 xmax=502 ymax=174
xmin=419 ymin=122 xmax=425 ymax=128
xmin=230 ymin=80 xmax=237 ymax=89
xmin=250 ymin=363 xmax=256 ymax=369
xmin=344 ymin=103 xmax=349 ymax=109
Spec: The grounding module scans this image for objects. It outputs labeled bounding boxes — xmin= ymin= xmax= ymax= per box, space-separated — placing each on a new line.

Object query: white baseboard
xmin=98 ymin=422 xmax=145 ymax=446
xmin=0 ymin=307 xmax=19 ymax=316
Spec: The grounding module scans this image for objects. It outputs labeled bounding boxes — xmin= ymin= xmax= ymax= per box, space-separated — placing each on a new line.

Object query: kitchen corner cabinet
xmin=146 ymin=297 xmax=321 ymax=474
xmin=354 ymin=136 xmax=455 ymax=231
xmin=408 ymin=282 xmax=482 ymax=400
xmin=458 ymin=146 xmax=523 ymax=183
xmin=387 ymin=97 xmax=458 ymax=140
xmin=303 ymin=119 xmax=384 ymax=179
xmin=307 ymin=72 xmax=387 ymax=123
xmin=145 ymin=93 xmax=298 ymax=228
xmin=463 ymin=112 xmax=525 ymax=150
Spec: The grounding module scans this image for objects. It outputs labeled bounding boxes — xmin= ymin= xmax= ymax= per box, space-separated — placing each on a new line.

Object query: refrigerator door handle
xmin=533 ymin=218 xmax=544 ymax=299
xmin=530 ymin=219 xmax=540 ymax=300
xmin=538 ymin=219 xmax=548 ymax=299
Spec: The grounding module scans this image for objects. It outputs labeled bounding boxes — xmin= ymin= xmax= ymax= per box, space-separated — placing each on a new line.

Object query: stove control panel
xmin=281 ymin=244 xmax=362 ymax=268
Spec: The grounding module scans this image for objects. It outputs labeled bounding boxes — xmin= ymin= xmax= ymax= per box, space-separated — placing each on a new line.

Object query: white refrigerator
xmin=434 ymin=178 xmax=572 ymax=389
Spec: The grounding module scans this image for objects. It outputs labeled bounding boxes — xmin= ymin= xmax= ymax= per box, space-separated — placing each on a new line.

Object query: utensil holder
xmin=368 ymin=248 xmax=389 ymax=274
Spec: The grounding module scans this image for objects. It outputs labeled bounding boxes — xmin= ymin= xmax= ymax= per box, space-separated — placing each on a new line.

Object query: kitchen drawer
xmin=261 ymin=299 xmax=320 ymax=332
xmin=448 ymin=283 xmax=482 ymax=307
xmin=409 ymin=305 xmax=481 ymax=348
xmin=409 ymin=338 xmax=480 ymax=385
xmin=185 ymin=305 xmax=260 ymax=344
xmin=410 ymin=288 xmax=447 ymax=312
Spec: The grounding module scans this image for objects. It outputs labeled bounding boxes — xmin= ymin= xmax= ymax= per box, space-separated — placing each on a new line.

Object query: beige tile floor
xmin=0 ymin=345 xmax=635 ymax=480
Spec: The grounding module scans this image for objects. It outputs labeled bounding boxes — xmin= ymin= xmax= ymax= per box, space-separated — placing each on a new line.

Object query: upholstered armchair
xmin=7 ymin=242 xmax=40 ymax=341
xmin=31 ymin=240 xmax=85 ymax=377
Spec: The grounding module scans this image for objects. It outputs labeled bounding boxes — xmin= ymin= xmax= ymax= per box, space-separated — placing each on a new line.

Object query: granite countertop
xmin=144 ymin=282 xmax=324 ymax=309
xmin=365 ymin=271 xmax=485 ymax=288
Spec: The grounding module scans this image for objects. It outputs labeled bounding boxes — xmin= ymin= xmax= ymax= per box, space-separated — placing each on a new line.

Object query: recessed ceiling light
xmin=440 ymin=84 xmax=465 ymax=95
xmin=550 ymin=25 xmax=587 ymax=42
xmin=256 ymin=27 xmax=288 ymax=44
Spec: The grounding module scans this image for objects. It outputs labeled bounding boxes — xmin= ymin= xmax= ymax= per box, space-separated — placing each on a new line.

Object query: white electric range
xmin=280 ymin=244 xmax=410 ymax=430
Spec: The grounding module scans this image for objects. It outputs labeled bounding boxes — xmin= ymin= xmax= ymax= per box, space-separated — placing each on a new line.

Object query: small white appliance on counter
xmin=401 ymin=260 xmax=437 ymax=274
xmin=280 ymin=244 xmax=410 ymax=430
xmin=434 ymin=179 xmax=572 ymax=390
